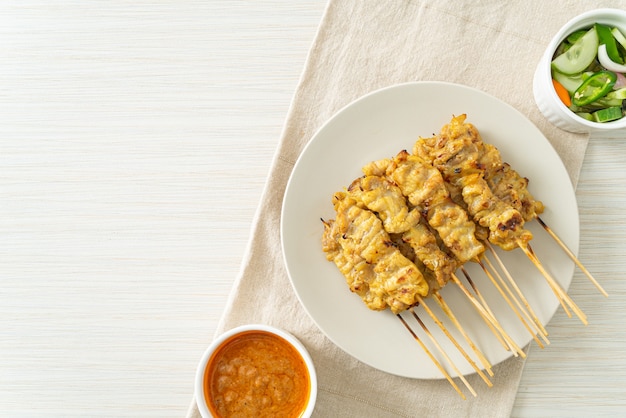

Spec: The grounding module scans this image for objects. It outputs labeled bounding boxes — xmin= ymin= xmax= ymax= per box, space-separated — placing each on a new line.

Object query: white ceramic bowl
xmin=533 ymin=8 xmax=626 ymax=133
xmin=195 ymin=324 xmax=317 ymax=418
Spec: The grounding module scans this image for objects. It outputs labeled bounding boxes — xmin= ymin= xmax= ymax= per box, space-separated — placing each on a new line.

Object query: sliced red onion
xmin=614 ymin=71 xmax=626 ymax=89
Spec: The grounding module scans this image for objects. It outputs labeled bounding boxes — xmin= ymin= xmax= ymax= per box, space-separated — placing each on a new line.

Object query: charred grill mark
xmin=498 ymin=214 xmax=523 ymax=231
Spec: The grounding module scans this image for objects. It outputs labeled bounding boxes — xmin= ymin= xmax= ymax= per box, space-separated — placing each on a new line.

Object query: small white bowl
xmin=195 ymin=324 xmax=317 ymax=418
xmin=533 ymin=8 xmax=626 ymax=133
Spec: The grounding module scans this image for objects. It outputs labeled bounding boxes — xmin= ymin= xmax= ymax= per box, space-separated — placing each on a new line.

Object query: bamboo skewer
xmin=484 ymin=242 xmax=549 ymax=337
xmin=536 ymin=216 xmax=608 ymax=297
xmin=414 ymin=299 xmax=493 ymax=387
xmin=475 ymin=257 xmax=546 ymax=349
xmin=460 ymin=267 xmax=513 ymax=353
xmin=517 ymin=240 xmax=588 ymax=325
xmin=480 ymin=252 xmax=550 ymax=347
xmin=517 ymin=240 xmax=572 ymax=317
xmin=396 ymin=314 xmax=466 ymax=400
xmin=409 ymin=309 xmax=478 ymax=397
xmin=526 ymin=243 xmax=585 ymax=322
xmin=433 ymin=292 xmax=494 ymax=377
xmin=451 ymin=273 xmax=526 ymax=358
xmin=527 ymin=242 xmax=586 ymax=323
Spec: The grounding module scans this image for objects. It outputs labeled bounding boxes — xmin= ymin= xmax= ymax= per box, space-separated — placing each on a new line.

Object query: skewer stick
xmin=517 ymin=241 xmax=572 ymax=317
xmin=415 ymin=297 xmax=493 ymax=387
xmin=536 ymin=216 xmax=608 ymax=297
xmin=396 ymin=314 xmax=466 ymax=400
xmin=482 ymin=253 xmax=550 ymax=346
xmin=409 ymin=308 xmax=478 ymax=397
xmin=517 ymin=240 xmax=588 ymax=325
xmin=484 ymin=242 xmax=549 ymax=337
xmin=433 ymin=292 xmax=494 ymax=377
xmin=481 ymin=252 xmax=550 ymax=347
xmin=459 ymin=268 xmax=512 ymax=352
xmin=476 ymin=257 xmax=546 ymax=349
xmin=526 ymin=243 xmax=586 ymax=323
xmin=460 ymin=267 xmax=511 ymax=352
xmin=451 ymin=273 xmax=526 ymax=358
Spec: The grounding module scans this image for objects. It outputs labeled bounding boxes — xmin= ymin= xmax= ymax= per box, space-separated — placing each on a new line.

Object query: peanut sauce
xmin=204 ymin=330 xmax=311 ymax=417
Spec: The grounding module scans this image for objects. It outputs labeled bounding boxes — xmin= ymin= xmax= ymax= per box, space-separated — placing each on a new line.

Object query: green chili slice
xmin=572 ymin=70 xmax=617 ymax=106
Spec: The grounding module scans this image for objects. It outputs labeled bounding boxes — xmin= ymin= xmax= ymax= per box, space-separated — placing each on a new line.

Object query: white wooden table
xmin=1 ymin=2 xmax=625 ymax=417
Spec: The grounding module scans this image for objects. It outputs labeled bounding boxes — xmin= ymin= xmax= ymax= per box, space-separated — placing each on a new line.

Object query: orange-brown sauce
xmin=204 ymin=330 xmax=310 ymax=418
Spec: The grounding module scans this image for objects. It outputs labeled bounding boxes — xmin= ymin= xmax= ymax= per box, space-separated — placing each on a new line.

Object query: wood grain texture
xmin=513 ymin=135 xmax=626 ymax=416
xmin=1 ymin=1 xmax=625 ymax=417
xmin=0 ymin=2 xmax=325 ymax=416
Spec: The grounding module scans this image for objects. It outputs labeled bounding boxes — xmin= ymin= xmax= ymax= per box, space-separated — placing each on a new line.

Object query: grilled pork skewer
xmin=321 ymin=173 xmax=510 ymax=392
xmin=414 ymin=114 xmax=601 ymax=323
xmin=321 ymin=114 xmax=603 ymax=397
xmin=427 ymin=113 xmax=606 ymax=297
xmin=349 ymin=161 xmax=539 ymax=352
xmin=322 ymin=141 xmax=547 ymax=372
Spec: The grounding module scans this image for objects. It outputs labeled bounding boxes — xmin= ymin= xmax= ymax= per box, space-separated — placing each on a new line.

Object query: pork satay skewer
xmin=398 ymin=217 xmax=526 ymax=355
xmin=455 ymin=173 xmax=577 ymax=322
xmin=414 ymin=115 xmax=595 ymax=325
xmin=348 ymin=176 xmax=514 ymax=368
xmin=412 ymin=127 xmax=557 ymax=334
xmin=401 ymin=223 xmax=519 ymax=356
xmin=446 ymin=171 xmax=549 ymax=338
xmin=323 ymin=192 xmax=430 ymax=314
xmin=343 ymin=168 xmax=527 ymax=378
xmin=470 ymin=122 xmax=607 ymax=297
xmin=385 ymin=150 xmax=485 ymax=263
xmin=375 ymin=154 xmax=537 ymax=354
xmin=356 ymin=150 xmax=556 ymax=347
xmin=486 ymin=152 xmax=606 ymax=296
xmin=378 ymin=156 xmax=531 ymax=351
xmin=322 ymin=198 xmax=475 ymax=392
xmin=396 ymin=314 xmax=466 ymax=399
xmin=485 ymin=163 xmax=609 ymax=297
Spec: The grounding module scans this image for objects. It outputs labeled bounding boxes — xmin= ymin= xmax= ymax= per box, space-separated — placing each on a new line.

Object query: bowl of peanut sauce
xmin=195 ymin=324 xmax=317 ymax=418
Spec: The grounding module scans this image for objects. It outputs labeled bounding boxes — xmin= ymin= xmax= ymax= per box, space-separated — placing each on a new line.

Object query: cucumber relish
xmin=551 ymin=23 xmax=626 ymax=123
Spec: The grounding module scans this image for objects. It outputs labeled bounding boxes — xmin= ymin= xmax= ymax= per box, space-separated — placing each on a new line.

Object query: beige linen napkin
xmin=189 ymin=1 xmax=626 ymax=416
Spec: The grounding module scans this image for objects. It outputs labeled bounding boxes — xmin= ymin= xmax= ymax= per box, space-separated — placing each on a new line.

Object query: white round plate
xmin=280 ymin=81 xmax=578 ymax=379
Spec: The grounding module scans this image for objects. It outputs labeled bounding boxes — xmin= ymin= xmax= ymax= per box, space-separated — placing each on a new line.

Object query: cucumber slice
xmin=552 ymin=70 xmax=590 ymax=93
xmin=607 ymin=88 xmax=626 ymax=100
xmin=611 ymin=27 xmax=626 ymax=50
xmin=593 ymin=106 xmax=623 ymax=122
xmin=594 ymin=97 xmax=623 ymax=107
xmin=552 ymin=27 xmax=599 ymax=75
xmin=575 ymin=112 xmax=594 ymax=121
